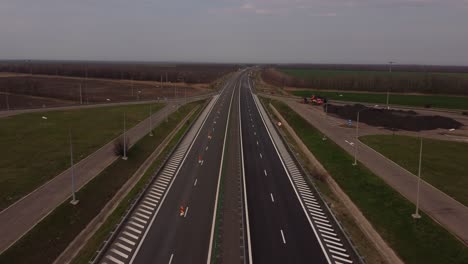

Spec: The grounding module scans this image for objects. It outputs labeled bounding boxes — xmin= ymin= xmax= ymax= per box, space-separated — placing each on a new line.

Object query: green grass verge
xmin=266 ymin=98 xmax=468 ymax=264
xmin=0 ymin=103 xmax=164 ymax=210
xmin=291 ymin=90 xmax=468 ymax=110
xmin=360 ymin=135 xmax=468 ymax=206
xmin=0 ymin=101 xmax=203 ymax=264
xmin=71 ymin=103 xmax=204 ymax=264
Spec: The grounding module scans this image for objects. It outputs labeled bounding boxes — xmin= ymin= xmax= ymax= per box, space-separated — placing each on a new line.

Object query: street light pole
xmin=386 ymin=61 xmax=394 ymax=110
xmin=353 ymin=108 xmax=370 ymax=166
xmin=122 ymin=112 xmax=128 ymax=160
xmin=69 ymin=129 xmax=79 ymax=205
xmin=412 ymin=137 xmax=423 ymax=219
xmin=322 ymin=102 xmax=328 ymax=140
xmin=149 ymin=105 xmax=153 ymax=137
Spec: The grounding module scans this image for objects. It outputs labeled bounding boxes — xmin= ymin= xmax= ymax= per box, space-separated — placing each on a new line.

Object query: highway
xmin=99 ymin=70 xmax=358 ymax=264
xmin=240 ymin=73 xmax=357 ymax=263
xmin=100 ymin=72 xmax=241 ymax=264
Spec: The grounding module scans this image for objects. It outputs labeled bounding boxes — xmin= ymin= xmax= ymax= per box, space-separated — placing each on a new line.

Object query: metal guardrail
xmin=89 ymin=99 xmax=210 ymax=264
xmin=258 ymin=97 xmax=366 ymax=264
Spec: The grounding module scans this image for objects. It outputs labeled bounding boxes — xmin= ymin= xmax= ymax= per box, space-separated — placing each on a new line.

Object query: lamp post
xmin=353 ymin=108 xmax=371 ymax=166
xmin=122 ymin=112 xmax=128 ymax=160
xmin=386 ymin=61 xmax=394 ymax=110
xmin=69 ymin=129 xmax=79 ymax=205
xmin=322 ymin=102 xmax=328 ymax=141
xmin=149 ymin=105 xmax=154 ymax=137
xmin=412 ymin=137 xmax=423 ymax=219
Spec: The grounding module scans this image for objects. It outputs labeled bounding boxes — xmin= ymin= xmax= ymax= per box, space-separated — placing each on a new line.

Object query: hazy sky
xmin=1 ymin=0 xmax=468 ymax=65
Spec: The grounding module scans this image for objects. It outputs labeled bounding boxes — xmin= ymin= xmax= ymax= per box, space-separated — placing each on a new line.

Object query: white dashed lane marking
xmin=280 ymin=229 xmax=286 ymax=244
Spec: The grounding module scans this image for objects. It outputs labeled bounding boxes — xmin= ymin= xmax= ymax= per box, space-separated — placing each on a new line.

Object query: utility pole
xmin=149 ymin=105 xmax=154 ymax=136
xmin=79 ymin=84 xmax=83 ymax=105
xmin=69 ymin=129 xmax=79 ymax=205
xmin=386 ymin=61 xmax=394 ymax=110
xmin=122 ymin=113 xmax=128 ymax=160
xmin=412 ymin=137 xmax=423 ymax=219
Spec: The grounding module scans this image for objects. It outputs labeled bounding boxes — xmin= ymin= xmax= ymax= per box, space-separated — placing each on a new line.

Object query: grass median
xmin=0 ymin=101 xmax=203 ymax=264
xmin=0 ymin=103 xmax=164 ymax=210
xmin=291 ymin=90 xmax=468 ymax=110
xmin=266 ymin=98 xmax=468 ymax=264
xmin=360 ymin=135 xmax=468 ymax=206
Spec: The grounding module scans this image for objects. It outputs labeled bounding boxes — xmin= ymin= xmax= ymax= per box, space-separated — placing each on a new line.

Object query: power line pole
xmin=412 ymin=137 xmax=423 ymax=219
xmin=69 ymin=128 xmax=79 ymax=205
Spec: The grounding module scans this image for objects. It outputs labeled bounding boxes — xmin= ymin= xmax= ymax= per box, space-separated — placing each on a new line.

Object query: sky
xmin=1 ymin=0 xmax=468 ymax=65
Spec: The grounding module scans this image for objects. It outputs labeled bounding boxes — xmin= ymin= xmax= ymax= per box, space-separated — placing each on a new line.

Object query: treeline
xmin=262 ymin=68 xmax=468 ymax=96
xmin=0 ymin=61 xmax=236 ymax=84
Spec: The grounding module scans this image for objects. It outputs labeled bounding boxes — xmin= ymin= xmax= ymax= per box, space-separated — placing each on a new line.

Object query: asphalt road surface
xmin=128 ymin=73 xmax=241 ymax=264
xmin=239 ymin=75 xmax=331 ymax=264
xmin=99 ymin=71 xmax=359 ymax=264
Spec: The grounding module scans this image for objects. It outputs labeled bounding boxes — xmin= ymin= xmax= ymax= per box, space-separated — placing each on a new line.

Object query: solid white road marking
xmin=327 ymin=244 xmax=347 ymax=252
xmin=119 ymin=236 xmax=136 ymax=246
xmin=106 ymin=255 xmax=124 ymax=264
xmin=143 ymin=200 xmax=157 ymax=207
xmin=123 ymin=231 xmax=138 ymax=240
xmin=280 ymin=229 xmax=286 ymax=244
xmin=168 ymin=253 xmax=174 ymax=264
xmin=194 ymin=179 xmax=198 ymax=186
xmin=135 ymin=212 xmax=149 ymax=220
xmin=270 ymin=193 xmax=275 ymax=203
xmin=126 ymin=226 xmax=142 ymax=234
xmin=324 ymin=239 xmax=343 ymax=247
xmin=111 ymin=248 xmax=128 ymax=259
xmin=129 ymin=221 xmax=144 ymax=229
xmin=330 ymin=249 xmax=349 ymax=258
xmin=332 ymin=255 xmax=353 ymax=263
xmin=115 ymin=242 xmax=132 ymax=252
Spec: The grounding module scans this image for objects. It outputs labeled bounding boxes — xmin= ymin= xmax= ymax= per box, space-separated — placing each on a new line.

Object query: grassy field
xmin=291 ymin=90 xmax=468 ymax=110
xmin=360 ymin=135 xmax=468 ymax=206
xmin=0 ymin=101 xmax=203 ymax=264
xmin=266 ymin=98 xmax=468 ymax=264
xmin=281 ymin=68 xmax=468 ymax=79
xmin=0 ymin=103 xmax=163 ymax=211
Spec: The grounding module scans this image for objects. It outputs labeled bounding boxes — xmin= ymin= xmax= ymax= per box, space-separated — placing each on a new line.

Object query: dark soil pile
xmin=326 ymin=104 xmax=463 ymax=131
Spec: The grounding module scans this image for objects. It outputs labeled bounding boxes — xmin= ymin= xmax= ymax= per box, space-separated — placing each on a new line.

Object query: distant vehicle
xmin=310 ymin=95 xmax=327 ymax=105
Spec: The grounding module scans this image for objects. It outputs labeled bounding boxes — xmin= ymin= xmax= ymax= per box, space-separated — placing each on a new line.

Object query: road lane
xmin=240 ymin=74 xmax=329 ymax=263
